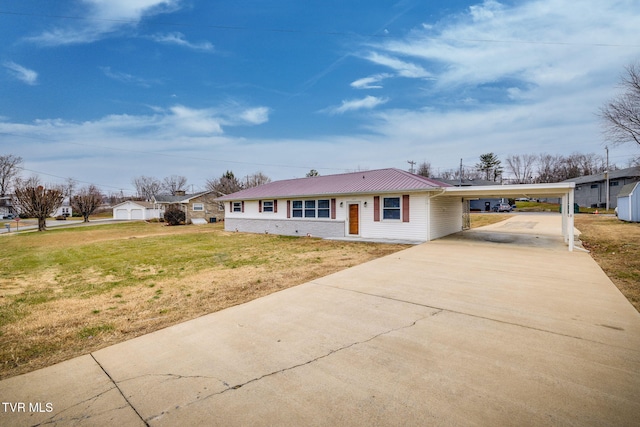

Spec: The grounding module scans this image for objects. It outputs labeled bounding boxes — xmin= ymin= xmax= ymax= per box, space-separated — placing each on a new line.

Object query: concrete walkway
xmin=1 ymin=214 xmax=639 ymax=426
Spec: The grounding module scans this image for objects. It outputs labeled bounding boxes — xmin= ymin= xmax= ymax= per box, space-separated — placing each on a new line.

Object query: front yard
xmin=0 ymin=222 xmax=409 ymax=379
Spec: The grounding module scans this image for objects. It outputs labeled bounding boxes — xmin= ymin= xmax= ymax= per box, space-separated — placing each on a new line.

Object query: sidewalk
xmin=1 ymin=214 xmax=639 ymax=426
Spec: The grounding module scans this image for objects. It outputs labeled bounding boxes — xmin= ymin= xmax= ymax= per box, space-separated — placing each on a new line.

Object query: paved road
xmin=1 ymin=214 xmax=639 ymax=426
xmin=0 ymin=218 xmax=128 ymax=234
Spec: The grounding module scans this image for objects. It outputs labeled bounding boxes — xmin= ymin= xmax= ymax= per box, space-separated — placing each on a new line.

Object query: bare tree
xmin=600 ymin=62 xmax=640 ymax=148
xmin=506 ymin=154 xmax=537 ymax=184
xmin=132 ymin=176 xmax=162 ymax=200
xmin=71 ymin=185 xmax=103 ymax=222
xmin=416 ymin=161 xmax=432 ymax=178
xmin=0 ymin=154 xmax=23 ymax=196
xmin=206 ymin=171 xmax=243 ymax=196
xmin=243 ymin=172 xmax=271 ymax=188
xmin=162 ymin=175 xmax=188 ymax=195
xmin=13 ymin=177 xmax=64 ymax=231
xmin=536 ymin=154 xmax=565 ymax=183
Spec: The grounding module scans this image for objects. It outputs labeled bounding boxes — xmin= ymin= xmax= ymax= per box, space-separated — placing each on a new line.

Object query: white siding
xmin=429 ymin=196 xmax=463 ymax=240
xmin=358 ymin=194 xmax=428 ymax=242
xmin=225 ymin=195 xmax=431 ymax=242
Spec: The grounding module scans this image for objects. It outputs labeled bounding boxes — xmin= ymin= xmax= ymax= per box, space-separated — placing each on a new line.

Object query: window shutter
xmin=241 ymin=201 xmax=245 ymax=213
xmin=229 ymin=201 xmax=232 ymax=213
xmin=373 ymin=196 xmax=380 ymax=222
xmin=287 ymin=200 xmax=291 ymax=218
xmin=331 ymin=198 xmax=336 ymax=219
xmin=259 ymin=200 xmax=262 ymax=212
xmin=274 ymin=200 xmax=278 ymax=213
xmin=402 ymin=195 xmax=410 ymax=222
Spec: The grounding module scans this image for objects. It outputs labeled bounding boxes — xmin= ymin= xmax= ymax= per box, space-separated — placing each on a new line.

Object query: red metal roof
xmin=216 ymin=168 xmax=450 ymax=200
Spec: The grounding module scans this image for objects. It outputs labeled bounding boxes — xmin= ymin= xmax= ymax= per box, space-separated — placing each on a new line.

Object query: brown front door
xmin=349 ymin=203 xmax=359 ymax=235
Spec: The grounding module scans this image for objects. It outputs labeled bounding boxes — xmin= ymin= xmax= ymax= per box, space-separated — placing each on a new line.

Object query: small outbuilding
xmin=112 ymin=201 xmax=162 ymax=220
xmin=616 ymin=181 xmax=640 ymax=222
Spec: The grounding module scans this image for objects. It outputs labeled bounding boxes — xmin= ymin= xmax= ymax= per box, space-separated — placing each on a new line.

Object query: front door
xmin=348 ymin=203 xmax=359 ymax=235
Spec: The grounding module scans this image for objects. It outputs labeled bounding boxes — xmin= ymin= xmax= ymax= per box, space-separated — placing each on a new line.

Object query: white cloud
xmin=27 ymin=0 xmax=182 ymax=45
xmin=324 ymin=96 xmax=389 ymax=115
xmin=3 ymin=61 xmax=38 ymax=85
xmin=350 ymin=73 xmax=392 ymax=89
xmin=240 ymin=107 xmax=270 ymax=125
xmin=148 ymin=32 xmax=214 ymax=52
xmin=100 ymin=66 xmax=159 ymax=87
xmin=373 ymin=0 xmax=640 ymax=92
xmin=363 ymin=52 xmax=432 ymax=79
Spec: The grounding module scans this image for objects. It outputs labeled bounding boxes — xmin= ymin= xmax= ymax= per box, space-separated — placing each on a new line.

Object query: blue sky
xmin=1 ymin=0 xmax=639 ymax=195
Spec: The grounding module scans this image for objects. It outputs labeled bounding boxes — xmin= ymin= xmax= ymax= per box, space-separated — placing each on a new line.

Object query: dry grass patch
xmin=0 ymin=222 xmax=409 ymax=379
xmin=575 ymin=215 xmax=640 ymax=312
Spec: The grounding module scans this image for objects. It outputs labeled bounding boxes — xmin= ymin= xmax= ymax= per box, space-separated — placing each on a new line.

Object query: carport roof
xmin=442 ymin=182 xmax=575 ymax=198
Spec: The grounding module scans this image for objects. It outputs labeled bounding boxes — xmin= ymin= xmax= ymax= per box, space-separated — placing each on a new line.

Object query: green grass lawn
xmin=0 ymin=221 xmax=409 ymax=379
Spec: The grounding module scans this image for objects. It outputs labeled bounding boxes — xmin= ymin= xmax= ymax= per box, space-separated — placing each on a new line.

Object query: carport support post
xmin=568 ymin=189 xmax=575 ymax=251
xmin=562 ymin=194 xmax=567 ymax=243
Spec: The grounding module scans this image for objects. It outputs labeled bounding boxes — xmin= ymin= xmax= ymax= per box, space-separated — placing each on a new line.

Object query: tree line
xmin=417 ymin=151 xmax=623 ymax=184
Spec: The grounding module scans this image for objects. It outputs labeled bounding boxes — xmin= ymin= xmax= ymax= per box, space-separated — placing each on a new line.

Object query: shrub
xmin=164 ymin=204 xmax=185 ymax=226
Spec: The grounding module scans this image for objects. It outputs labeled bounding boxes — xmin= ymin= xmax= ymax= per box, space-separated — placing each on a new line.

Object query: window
xmin=305 ymin=200 xmax=316 ymax=217
xmin=317 ymin=199 xmax=330 ymax=218
xmin=292 ymin=200 xmax=303 ymax=217
xmin=233 ymin=202 xmax=242 ymax=212
xmin=263 ymin=200 xmax=274 ymax=212
xmin=591 ymin=184 xmax=599 ymax=189
xmin=292 ymin=199 xmax=331 ymax=218
xmin=383 ymin=197 xmax=401 ymax=220
xmin=192 ymin=203 xmax=204 ymax=211
xmin=610 ymin=181 xmax=619 ymax=187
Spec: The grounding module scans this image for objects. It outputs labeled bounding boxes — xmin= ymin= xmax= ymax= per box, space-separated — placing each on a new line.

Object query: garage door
xmin=115 ymin=209 xmax=129 ymax=220
xmin=131 ymin=209 xmax=143 ymax=220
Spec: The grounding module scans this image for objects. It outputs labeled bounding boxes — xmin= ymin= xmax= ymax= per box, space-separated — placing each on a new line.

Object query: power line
xmin=2 ymin=10 xmax=639 ymax=48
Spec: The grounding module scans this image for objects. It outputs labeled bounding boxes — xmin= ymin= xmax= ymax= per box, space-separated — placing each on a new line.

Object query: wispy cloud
xmin=3 ymin=61 xmax=38 ymax=85
xmin=27 ymin=0 xmax=182 ymax=45
xmin=100 ymin=66 xmax=160 ymax=87
xmin=363 ymin=52 xmax=432 ymax=79
xmin=324 ymin=96 xmax=389 ymax=115
xmin=372 ymin=0 xmax=639 ymax=92
xmin=148 ymin=32 xmax=214 ymax=52
xmin=350 ymin=73 xmax=392 ymax=89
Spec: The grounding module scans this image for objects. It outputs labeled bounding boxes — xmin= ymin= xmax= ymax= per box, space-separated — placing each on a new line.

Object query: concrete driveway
xmin=1 ymin=214 xmax=639 ymax=426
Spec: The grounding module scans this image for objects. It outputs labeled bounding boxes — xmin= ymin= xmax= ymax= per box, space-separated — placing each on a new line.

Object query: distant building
xmin=436 ymin=178 xmax=502 ymax=211
xmin=617 ymin=182 xmax=640 ymax=222
xmin=564 ymin=166 xmax=640 ymax=209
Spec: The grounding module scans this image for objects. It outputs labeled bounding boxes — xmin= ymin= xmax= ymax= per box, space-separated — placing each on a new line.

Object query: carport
xmin=442 ymin=182 xmax=576 ymax=251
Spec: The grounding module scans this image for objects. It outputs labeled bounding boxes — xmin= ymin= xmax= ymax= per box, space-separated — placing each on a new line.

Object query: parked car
xmin=492 ymin=203 xmax=513 ymax=212
xmin=1 ymin=214 xmax=15 ymax=220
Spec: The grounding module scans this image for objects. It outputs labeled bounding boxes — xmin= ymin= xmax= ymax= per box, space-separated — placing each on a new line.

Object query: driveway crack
xmin=198 ymin=311 xmax=441 ymax=401
xmin=90 ymin=353 xmax=149 ymax=427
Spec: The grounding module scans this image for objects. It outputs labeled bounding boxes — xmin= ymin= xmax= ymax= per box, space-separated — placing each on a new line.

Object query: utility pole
xmin=605 ymin=146 xmax=610 ymax=211
xmin=459 ymin=158 xmax=463 ymax=187
xmin=407 ymin=160 xmax=416 ymax=174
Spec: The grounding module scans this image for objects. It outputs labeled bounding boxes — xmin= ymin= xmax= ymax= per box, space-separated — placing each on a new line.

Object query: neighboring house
xmin=113 ymin=201 xmax=162 ymax=220
xmin=0 ymin=195 xmax=14 ymax=218
xmin=153 ymin=190 xmax=222 ymax=224
xmin=564 ymin=166 xmax=640 ymax=209
xmin=617 ymin=181 xmax=640 ymax=222
xmin=436 ymin=178 xmax=502 ymax=211
xmin=216 ymin=168 xmax=578 ymax=249
xmin=53 ymin=200 xmax=72 ymax=218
